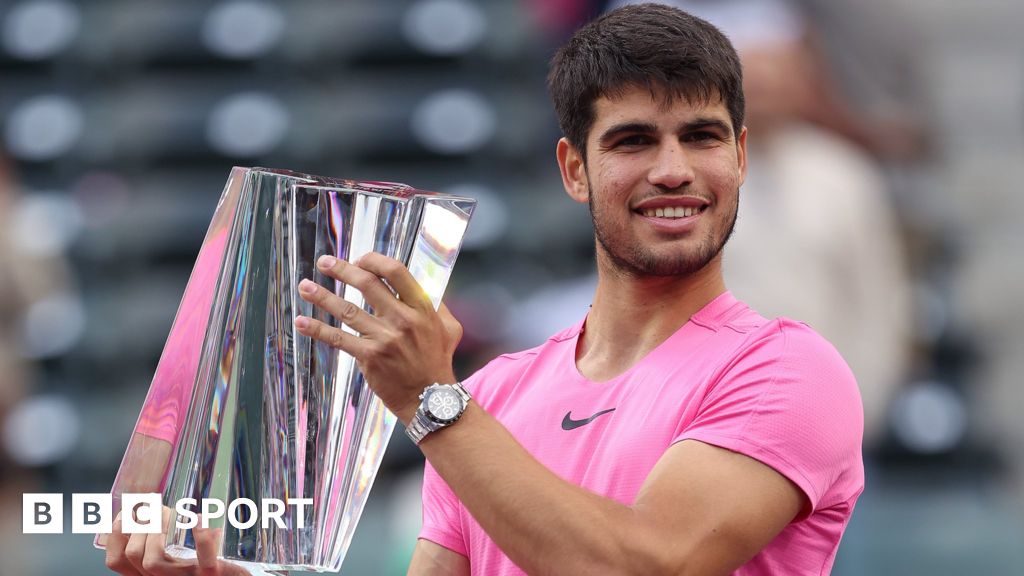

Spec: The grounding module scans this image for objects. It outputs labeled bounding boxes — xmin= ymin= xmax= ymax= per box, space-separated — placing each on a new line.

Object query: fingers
xmin=297 ymin=278 xmax=378 ymax=335
xmin=125 ymin=506 xmax=187 ymax=576
xmin=105 ymin=512 xmax=144 ymax=576
xmin=193 ymin=524 xmax=249 ymax=576
xmin=138 ymin=507 xmax=186 ymax=576
xmin=122 ymin=504 xmax=160 ymax=573
xmin=356 ymin=252 xmax=432 ymax=311
xmin=314 ymin=254 xmax=402 ymax=314
xmin=192 ymin=523 xmax=222 ymax=574
xmin=124 ymin=531 xmax=149 ymax=574
xmin=106 ymin=507 xmax=244 ymax=576
xmin=294 ymin=315 xmax=370 ymax=356
xmin=143 ymin=532 xmax=173 ymax=575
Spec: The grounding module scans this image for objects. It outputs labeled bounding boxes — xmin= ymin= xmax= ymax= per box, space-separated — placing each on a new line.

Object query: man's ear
xmin=736 ymin=125 xmax=748 ymax=186
xmin=556 ymin=138 xmax=589 ymax=204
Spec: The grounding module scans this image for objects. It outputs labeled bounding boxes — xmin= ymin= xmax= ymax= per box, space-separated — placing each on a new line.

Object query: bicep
xmin=633 ymin=439 xmax=805 ymax=575
xmin=408 ymin=539 xmax=470 ymax=576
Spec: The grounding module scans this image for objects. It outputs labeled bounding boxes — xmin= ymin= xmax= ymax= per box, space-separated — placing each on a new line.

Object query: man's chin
xmin=609 ymin=249 xmax=720 ymax=278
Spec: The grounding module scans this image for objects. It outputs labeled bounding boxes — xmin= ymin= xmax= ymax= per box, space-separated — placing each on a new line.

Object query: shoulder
xmin=737 ymin=317 xmax=864 ymax=456
xmin=463 ymin=322 xmax=579 ymax=398
xmin=690 ymin=317 xmax=865 ymax=510
xmin=706 ymin=316 xmax=864 ymax=451
xmin=759 ymin=318 xmax=859 ymax=395
xmin=725 ymin=316 xmax=856 ymax=382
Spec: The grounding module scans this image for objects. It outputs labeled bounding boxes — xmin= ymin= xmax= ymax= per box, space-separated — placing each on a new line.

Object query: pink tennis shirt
xmin=420 ymin=291 xmax=864 ymax=575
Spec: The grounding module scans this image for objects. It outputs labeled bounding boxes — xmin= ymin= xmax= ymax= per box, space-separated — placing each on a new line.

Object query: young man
xmin=299 ymin=4 xmax=862 ymax=574
xmin=106 ymin=4 xmax=862 ymax=575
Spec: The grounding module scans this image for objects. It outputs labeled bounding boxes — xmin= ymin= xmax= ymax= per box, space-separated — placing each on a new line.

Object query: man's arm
xmin=416 ymin=402 xmax=803 ymax=576
xmin=408 ymin=540 xmax=470 ymax=576
xmin=296 ymin=254 xmax=805 ymax=575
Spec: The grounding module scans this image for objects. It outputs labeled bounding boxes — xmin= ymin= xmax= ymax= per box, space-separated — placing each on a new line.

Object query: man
xmin=107 ymin=4 xmax=862 ymax=575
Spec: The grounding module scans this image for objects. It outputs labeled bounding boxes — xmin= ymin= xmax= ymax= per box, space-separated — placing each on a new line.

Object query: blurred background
xmin=1 ymin=0 xmax=1022 ymax=574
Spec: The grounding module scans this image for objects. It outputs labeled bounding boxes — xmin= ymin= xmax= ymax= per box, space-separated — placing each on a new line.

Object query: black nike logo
xmin=561 ymin=408 xmax=616 ymax=431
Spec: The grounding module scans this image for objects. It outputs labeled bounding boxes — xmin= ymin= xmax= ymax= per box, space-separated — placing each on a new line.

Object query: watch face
xmin=425 ymin=387 xmax=463 ymax=424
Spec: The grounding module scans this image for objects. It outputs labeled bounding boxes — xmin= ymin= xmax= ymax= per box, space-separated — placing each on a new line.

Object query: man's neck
xmin=576 ymin=254 xmax=726 ymax=382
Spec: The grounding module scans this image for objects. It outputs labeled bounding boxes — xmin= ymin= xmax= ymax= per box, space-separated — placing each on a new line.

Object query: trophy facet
xmin=98 ymin=167 xmax=475 ymax=572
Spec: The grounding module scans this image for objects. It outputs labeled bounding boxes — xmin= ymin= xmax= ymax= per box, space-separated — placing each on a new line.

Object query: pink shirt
xmin=420 ymin=291 xmax=864 ymax=575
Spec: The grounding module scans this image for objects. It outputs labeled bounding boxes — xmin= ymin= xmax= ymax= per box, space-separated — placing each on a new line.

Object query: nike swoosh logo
xmin=561 ymin=408 xmax=616 ymax=431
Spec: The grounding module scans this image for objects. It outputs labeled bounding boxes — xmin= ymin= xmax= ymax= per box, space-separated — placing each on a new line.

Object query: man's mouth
xmin=638 ymin=205 xmax=708 ymax=219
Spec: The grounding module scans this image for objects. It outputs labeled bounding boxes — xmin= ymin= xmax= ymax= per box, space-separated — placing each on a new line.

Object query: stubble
xmin=587 ymin=183 xmax=739 ymax=278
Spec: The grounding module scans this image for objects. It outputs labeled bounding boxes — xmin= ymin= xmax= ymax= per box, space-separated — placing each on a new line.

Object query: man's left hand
xmin=293 ymin=253 xmax=462 ymax=424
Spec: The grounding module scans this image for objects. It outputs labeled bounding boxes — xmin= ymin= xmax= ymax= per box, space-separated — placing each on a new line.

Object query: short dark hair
xmin=547 ymin=3 xmax=744 ymax=158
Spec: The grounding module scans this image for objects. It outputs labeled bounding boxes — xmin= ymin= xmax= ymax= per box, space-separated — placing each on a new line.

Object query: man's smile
xmin=629 ymin=196 xmax=712 ymax=233
xmin=632 ymin=195 xmax=711 ymax=220
xmin=637 ymin=205 xmax=708 ymax=218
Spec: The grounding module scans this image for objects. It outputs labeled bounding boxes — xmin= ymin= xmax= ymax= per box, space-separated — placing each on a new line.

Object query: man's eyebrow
xmin=597 ymin=118 xmax=733 ymax=144
xmin=597 ymin=122 xmax=658 ymax=144
xmin=683 ymin=117 xmax=732 ymax=134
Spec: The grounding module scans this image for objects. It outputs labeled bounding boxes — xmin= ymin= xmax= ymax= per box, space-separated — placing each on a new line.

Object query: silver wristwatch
xmin=405 ymin=382 xmax=471 ymax=445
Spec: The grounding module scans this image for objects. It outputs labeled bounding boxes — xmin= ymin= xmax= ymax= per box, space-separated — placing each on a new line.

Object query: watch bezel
xmin=421 ymin=384 xmax=466 ymax=426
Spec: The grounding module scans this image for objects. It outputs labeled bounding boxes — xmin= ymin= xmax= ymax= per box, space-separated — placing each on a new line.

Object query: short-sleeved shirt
xmin=419 ymin=291 xmax=864 ymax=575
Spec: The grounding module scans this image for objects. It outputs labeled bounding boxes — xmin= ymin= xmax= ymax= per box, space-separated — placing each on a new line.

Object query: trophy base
xmin=166 ymin=545 xmax=321 ymax=575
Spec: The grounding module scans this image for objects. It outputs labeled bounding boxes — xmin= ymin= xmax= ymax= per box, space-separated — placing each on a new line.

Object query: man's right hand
xmin=105 ymin=507 xmax=250 ymax=576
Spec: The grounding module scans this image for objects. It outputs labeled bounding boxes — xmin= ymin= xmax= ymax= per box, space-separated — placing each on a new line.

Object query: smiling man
xmin=295 ymin=4 xmax=862 ymax=575
xmin=107 ymin=4 xmax=863 ymax=576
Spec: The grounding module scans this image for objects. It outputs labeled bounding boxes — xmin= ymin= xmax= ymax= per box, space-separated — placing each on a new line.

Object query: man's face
xmin=562 ymin=85 xmax=747 ymax=278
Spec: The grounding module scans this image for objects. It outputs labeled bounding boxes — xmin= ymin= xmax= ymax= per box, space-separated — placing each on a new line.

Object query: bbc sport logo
xmin=23 ymin=493 xmax=313 ymax=534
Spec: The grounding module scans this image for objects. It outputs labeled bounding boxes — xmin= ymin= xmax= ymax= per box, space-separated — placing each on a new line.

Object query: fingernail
xmin=294 ymin=316 xmax=309 ymax=329
xmin=298 ymin=279 xmax=315 ymax=294
xmin=318 ymin=255 xmax=337 ymax=269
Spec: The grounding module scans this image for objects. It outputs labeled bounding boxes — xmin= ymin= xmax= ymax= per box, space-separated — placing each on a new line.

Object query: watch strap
xmin=405 ymin=411 xmax=434 ymax=445
xmin=451 ymin=381 xmax=471 ymax=404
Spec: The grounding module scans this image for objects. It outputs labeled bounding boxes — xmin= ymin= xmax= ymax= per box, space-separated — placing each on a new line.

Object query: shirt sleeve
xmin=415 ymin=368 xmax=491 ymax=556
xmin=418 ymin=459 xmax=468 ymax=556
xmin=416 ymin=356 xmax=524 ymax=556
xmin=675 ymin=320 xmax=864 ymax=514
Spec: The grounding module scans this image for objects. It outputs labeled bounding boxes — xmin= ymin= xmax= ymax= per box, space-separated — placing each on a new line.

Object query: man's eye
xmin=616 ymin=135 xmax=650 ymax=147
xmin=685 ymin=131 xmax=718 ymax=143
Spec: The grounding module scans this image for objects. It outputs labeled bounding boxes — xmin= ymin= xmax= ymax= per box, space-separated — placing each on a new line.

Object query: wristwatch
xmin=405 ymin=382 xmax=471 ymax=445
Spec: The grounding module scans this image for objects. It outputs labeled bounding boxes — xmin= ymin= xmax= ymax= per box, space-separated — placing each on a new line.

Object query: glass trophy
xmin=97 ymin=167 xmax=476 ymax=572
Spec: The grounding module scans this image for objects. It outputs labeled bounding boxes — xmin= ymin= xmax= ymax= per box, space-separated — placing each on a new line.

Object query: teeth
xmin=641 ymin=206 xmax=703 ymax=218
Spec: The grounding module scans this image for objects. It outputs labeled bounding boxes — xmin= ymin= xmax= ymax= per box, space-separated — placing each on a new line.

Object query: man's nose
xmin=647 ymin=140 xmax=695 ymax=190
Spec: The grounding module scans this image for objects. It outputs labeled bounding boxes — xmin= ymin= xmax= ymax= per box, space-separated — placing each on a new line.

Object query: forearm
xmin=417 ymin=403 xmax=670 ymax=576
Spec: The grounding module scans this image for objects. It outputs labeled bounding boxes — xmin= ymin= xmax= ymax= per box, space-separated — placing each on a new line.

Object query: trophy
xmin=97 ymin=167 xmax=476 ymax=572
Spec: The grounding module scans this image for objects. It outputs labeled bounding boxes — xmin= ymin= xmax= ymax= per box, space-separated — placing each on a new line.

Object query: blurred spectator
xmin=523 ymin=0 xmax=600 ymax=41
xmin=0 ymin=151 xmax=34 ymax=576
xmin=0 ymin=150 xmax=78 ymax=573
xmin=0 ymin=153 xmax=33 ymax=465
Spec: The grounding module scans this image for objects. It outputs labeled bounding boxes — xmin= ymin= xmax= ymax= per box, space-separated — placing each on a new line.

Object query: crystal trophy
xmin=97 ymin=167 xmax=476 ymax=572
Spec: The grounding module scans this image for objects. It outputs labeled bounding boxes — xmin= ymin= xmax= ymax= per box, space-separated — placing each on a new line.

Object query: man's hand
xmin=105 ymin=506 xmax=249 ymax=576
xmin=293 ymin=253 xmax=463 ymax=423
